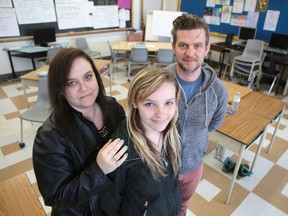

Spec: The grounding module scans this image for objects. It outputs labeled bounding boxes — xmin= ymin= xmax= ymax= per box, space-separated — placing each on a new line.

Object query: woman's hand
xmin=96 ymin=138 xmax=128 ymax=174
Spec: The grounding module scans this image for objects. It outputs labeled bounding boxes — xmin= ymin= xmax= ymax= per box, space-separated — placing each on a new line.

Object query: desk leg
xmin=225 ymin=144 xmax=245 ymax=204
xmin=31 ymin=57 xmax=36 ymax=70
xmin=275 ymin=64 xmax=284 ymax=95
xmin=250 ymin=125 xmax=269 ymax=172
xmin=283 ymin=68 xmax=288 ymax=95
xmin=219 ymin=51 xmax=226 ymax=78
xmin=267 ymin=107 xmax=285 ymax=154
xmin=7 ymin=50 xmax=17 ymax=79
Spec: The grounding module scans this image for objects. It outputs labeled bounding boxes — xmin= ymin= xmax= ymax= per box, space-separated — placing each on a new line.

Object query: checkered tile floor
xmin=0 ymin=64 xmax=287 ymax=216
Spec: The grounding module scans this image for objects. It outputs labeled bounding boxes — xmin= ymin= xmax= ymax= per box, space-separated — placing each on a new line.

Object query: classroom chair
xmin=76 ymin=38 xmax=101 ymax=59
xmin=18 ymin=78 xmax=51 ymax=148
xmin=107 ymin=41 xmax=129 ymax=76
xmin=229 ymin=39 xmax=265 ymax=90
xmin=36 ymin=46 xmax=63 ymax=67
xmin=128 ymin=47 xmax=150 ymax=82
xmin=154 ymin=48 xmax=175 ymax=67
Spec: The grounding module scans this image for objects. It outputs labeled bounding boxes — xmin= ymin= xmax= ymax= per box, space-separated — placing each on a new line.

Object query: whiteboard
xmin=145 ymin=10 xmax=186 ymax=41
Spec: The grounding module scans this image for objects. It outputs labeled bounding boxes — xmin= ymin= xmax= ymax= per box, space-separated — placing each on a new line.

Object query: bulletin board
xmin=0 ymin=0 xmax=132 ymax=39
xmin=180 ymin=0 xmax=288 ymax=43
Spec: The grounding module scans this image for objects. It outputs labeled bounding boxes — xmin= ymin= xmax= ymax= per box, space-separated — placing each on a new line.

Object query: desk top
xmin=223 ymin=81 xmax=253 ymax=103
xmin=240 ymin=91 xmax=286 ymax=119
xmin=0 ymin=173 xmax=46 ymax=216
xmin=210 ymin=43 xmax=231 ymax=52
xmin=3 ymin=42 xmax=69 ymax=54
xmin=211 ymin=42 xmax=288 ymax=59
xmin=20 ymin=59 xmax=110 ymax=81
xmin=112 ymin=41 xmax=172 ymax=52
xmin=218 ymin=81 xmax=286 ymax=145
xmin=218 ymin=108 xmax=271 ymax=145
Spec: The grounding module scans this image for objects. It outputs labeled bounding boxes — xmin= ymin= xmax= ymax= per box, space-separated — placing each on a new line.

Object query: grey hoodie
xmin=166 ymin=63 xmax=228 ymax=175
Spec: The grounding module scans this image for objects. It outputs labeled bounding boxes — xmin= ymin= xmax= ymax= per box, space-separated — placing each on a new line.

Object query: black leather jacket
xmin=33 ymin=97 xmax=125 ymax=216
xmin=101 ymin=120 xmax=182 ymax=216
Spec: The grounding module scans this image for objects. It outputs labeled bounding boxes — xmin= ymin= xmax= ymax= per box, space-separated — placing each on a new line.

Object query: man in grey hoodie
xmin=166 ymin=14 xmax=228 ymax=216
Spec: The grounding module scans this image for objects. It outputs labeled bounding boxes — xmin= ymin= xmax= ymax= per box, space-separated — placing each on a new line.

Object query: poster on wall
xmin=221 ymin=5 xmax=232 ymax=23
xmin=263 ymin=10 xmax=279 ymax=31
xmin=0 ymin=8 xmax=20 ymax=37
xmin=246 ymin=11 xmax=259 ymax=28
xmin=256 ymin=0 xmax=269 ymax=12
xmin=13 ymin=0 xmax=57 ymax=24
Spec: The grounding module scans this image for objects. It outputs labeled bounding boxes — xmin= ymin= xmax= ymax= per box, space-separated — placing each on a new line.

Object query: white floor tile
xmin=0 ymin=98 xmax=18 ymax=114
xmin=0 ymin=150 xmax=8 ymax=169
xmin=0 ymin=133 xmax=18 ymax=147
xmin=186 ymin=209 xmax=196 ymax=216
xmin=39 ymin=196 xmax=52 ymax=214
xmin=237 ymin=151 xmax=274 ymax=191
xmin=281 ymin=183 xmax=288 ymax=197
xmin=1 ymin=83 xmax=23 ymax=97
xmin=111 ymin=85 xmax=129 ymax=101
xmin=196 ymin=179 xmax=221 ymax=202
xmin=231 ymin=193 xmax=288 ymax=216
xmin=205 ymin=148 xmax=275 ymax=192
xmin=4 ymin=149 xmax=31 ymax=166
xmin=276 ymin=149 xmax=288 ymax=170
xmin=25 ymin=169 xmax=37 ymax=184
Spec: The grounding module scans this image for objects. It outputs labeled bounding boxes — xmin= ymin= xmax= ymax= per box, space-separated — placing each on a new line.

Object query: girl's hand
xmin=96 ymin=138 xmax=128 ymax=174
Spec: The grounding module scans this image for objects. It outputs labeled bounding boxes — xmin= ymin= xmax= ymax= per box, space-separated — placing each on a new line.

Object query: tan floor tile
xmin=121 ymin=82 xmax=132 ymax=89
xmin=262 ymin=137 xmax=288 ymax=162
xmin=0 ymin=87 xmax=7 ymax=99
xmin=11 ymin=95 xmax=30 ymax=110
xmin=0 ymin=158 xmax=33 ymax=182
xmin=188 ymin=164 xmax=249 ymax=216
xmin=253 ymin=165 xmax=288 ymax=213
xmin=1 ymin=141 xmax=21 ymax=156
xmin=102 ymin=76 xmax=116 ymax=87
xmin=4 ymin=111 xmax=20 ymax=120
xmin=110 ymin=90 xmax=121 ymax=97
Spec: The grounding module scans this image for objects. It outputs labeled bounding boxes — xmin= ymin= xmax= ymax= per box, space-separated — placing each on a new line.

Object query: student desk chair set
xmin=210 ymin=81 xmax=286 ymax=204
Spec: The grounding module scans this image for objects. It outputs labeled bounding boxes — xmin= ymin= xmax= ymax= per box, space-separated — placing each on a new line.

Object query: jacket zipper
xmin=143 ymin=201 xmax=148 ymax=216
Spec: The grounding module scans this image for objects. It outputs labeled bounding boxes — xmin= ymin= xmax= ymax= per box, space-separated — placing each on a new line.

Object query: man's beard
xmin=178 ymin=61 xmax=201 ymax=75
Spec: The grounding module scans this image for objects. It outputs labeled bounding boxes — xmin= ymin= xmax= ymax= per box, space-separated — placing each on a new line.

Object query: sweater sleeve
xmin=33 ymin=126 xmax=111 ymax=209
xmin=208 ymin=81 xmax=228 ymax=132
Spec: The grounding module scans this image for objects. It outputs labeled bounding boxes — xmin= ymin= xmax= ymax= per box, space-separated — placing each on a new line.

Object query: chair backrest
xmin=37 ymin=78 xmax=50 ymax=108
xmin=155 ymin=49 xmax=174 ymax=63
xmin=243 ymin=39 xmax=264 ymax=58
xmin=46 ymin=47 xmax=62 ymax=64
xmin=107 ymin=41 xmax=115 ymax=60
xmin=158 ymin=36 xmax=171 ymax=42
xmin=130 ymin=48 xmax=149 ymax=62
xmin=76 ymin=38 xmax=89 ymax=51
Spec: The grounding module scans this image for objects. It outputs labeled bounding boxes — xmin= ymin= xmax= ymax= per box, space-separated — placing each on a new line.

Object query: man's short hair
xmin=171 ymin=14 xmax=210 ymax=46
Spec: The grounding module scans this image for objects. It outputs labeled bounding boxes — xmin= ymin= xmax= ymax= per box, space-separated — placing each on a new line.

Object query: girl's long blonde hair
xmin=127 ymin=67 xmax=181 ymax=179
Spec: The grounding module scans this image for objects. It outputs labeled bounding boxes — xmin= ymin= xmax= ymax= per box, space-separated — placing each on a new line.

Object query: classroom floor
xmin=0 ymin=62 xmax=288 ymax=216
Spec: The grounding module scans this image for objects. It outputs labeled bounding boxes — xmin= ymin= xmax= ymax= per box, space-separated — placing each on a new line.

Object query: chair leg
xmin=267 ymin=76 xmax=277 ymax=96
xmin=128 ymin=63 xmax=131 ymax=82
xmin=19 ymin=119 xmax=25 ymax=148
xmin=222 ymin=63 xmax=229 ymax=80
xmin=248 ymin=74 xmax=256 ymax=89
xmin=229 ymin=62 xmax=235 ymax=81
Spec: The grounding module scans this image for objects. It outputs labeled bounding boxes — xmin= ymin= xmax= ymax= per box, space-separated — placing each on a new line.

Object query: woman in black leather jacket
xmin=101 ymin=67 xmax=182 ymax=216
xmin=33 ymin=48 xmax=127 ymax=215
